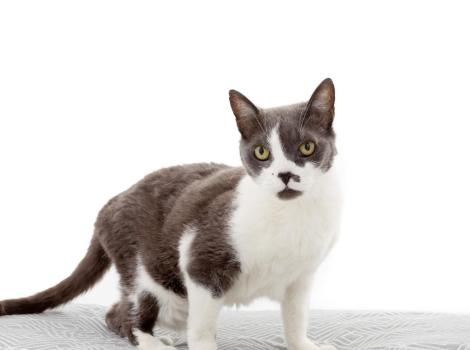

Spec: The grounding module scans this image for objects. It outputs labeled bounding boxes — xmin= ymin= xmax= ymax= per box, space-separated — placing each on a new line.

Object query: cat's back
xmin=99 ymin=163 xmax=239 ymax=238
xmin=135 ymin=162 xmax=232 ymax=210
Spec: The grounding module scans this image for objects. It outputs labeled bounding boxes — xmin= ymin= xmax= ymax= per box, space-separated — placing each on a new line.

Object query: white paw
xmin=159 ymin=336 xmax=175 ymax=346
xmin=133 ymin=329 xmax=177 ymax=350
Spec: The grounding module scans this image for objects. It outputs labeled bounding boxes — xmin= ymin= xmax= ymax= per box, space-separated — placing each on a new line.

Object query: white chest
xmin=226 ymin=174 xmax=341 ymax=305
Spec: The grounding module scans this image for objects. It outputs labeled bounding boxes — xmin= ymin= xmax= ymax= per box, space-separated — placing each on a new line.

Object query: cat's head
xmin=229 ymin=78 xmax=336 ymax=200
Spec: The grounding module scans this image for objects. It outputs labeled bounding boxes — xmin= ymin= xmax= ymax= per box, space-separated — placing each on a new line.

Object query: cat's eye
xmin=254 ymin=145 xmax=270 ymax=161
xmin=299 ymin=141 xmax=316 ymax=157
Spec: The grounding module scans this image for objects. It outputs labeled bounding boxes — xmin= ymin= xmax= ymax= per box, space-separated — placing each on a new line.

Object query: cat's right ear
xmin=229 ymin=90 xmax=261 ymax=139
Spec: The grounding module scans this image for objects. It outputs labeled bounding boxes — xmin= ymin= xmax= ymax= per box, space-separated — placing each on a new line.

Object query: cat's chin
xmin=277 ymin=188 xmax=303 ymax=200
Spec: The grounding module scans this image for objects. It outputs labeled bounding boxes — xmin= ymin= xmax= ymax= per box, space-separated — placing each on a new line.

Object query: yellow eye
xmin=299 ymin=141 xmax=315 ymax=156
xmin=254 ymin=145 xmax=270 ymax=161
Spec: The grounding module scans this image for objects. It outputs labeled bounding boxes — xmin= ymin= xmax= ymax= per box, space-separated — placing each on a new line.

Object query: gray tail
xmin=0 ymin=236 xmax=111 ymax=316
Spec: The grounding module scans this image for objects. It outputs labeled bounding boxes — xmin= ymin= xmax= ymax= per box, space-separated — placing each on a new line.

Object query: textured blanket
xmin=0 ymin=304 xmax=469 ymax=349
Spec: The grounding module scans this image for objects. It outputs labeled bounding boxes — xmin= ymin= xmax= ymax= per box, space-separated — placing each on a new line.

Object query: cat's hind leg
xmin=106 ymin=293 xmax=163 ymax=346
xmin=133 ymin=293 xmax=177 ymax=349
xmin=106 ymin=298 xmax=138 ymax=344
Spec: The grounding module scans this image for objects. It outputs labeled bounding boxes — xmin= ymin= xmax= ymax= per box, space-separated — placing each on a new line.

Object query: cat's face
xmin=229 ymin=79 xmax=336 ymax=200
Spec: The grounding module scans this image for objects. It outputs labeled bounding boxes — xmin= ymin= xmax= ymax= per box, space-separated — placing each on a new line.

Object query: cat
xmin=0 ymin=78 xmax=341 ymax=350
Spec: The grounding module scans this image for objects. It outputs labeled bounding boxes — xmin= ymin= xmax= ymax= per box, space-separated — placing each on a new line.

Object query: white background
xmin=1 ymin=1 xmax=469 ymax=313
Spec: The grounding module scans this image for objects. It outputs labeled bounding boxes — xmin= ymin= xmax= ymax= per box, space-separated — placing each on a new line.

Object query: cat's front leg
xmin=186 ymin=279 xmax=223 ymax=350
xmin=281 ymin=277 xmax=336 ymax=350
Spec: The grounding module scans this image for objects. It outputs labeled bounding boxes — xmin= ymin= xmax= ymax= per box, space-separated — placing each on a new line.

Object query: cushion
xmin=0 ymin=304 xmax=469 ymax=349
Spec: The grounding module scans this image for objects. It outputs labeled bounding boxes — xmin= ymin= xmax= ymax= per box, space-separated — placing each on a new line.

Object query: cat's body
xmin=0 ymin=79 xmax=341 ymax=350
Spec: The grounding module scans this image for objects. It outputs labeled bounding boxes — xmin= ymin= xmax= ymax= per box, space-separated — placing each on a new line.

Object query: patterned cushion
xmin=0 ymin=304 xmax=469 ymax=349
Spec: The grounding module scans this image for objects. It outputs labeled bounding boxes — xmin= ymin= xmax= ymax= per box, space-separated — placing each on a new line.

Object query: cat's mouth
xmin=277 ymin=187 xmax=302 ymax=200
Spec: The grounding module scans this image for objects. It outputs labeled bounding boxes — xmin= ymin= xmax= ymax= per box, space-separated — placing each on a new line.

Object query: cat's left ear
xmin=302 ymin=78 xmax=335 ymax=131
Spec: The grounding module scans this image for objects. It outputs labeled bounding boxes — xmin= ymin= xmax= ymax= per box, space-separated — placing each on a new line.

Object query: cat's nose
xmin=278 ymin=172 xmax=300 ymax=185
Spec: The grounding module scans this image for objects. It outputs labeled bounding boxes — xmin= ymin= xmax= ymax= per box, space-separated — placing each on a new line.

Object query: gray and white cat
xmin=0 ymin=78 xmax=341 ymax=350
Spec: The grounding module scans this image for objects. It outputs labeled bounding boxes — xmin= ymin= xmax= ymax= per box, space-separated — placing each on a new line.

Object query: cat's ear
xmin=229 ymin=90 xmax=262 ymax=139
xmin=302 ymin=78 xmax=335 ymax=131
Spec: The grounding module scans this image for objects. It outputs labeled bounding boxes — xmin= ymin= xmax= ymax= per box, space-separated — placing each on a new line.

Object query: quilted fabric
xmin=0 ymin=304 xmax=470 ymax=349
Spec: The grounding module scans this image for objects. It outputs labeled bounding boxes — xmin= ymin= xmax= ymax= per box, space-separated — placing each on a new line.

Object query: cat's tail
xmin=0 ymin=236 xmax=111 ymax=316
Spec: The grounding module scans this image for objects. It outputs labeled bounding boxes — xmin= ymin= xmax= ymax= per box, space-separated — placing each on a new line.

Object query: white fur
xmin=178 ymin=229 xmax=195 ymax=277
xmin=134 ymin=329 xmax=176 ymax=350
xmin=282 ymin=277 xmax=315 ymax=349
xmin=225 ymin=128 xmax=341 ymax=306
xmin=185 ymin=279 xmax=222 ymax=350
xmin=281 ymin=277 xmax=336 ymax=350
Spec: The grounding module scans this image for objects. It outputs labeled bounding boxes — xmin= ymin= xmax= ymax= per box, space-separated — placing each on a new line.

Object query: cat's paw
xmin=159 ymin=336 xmax=174 ymax=346
xmin=133 ymin=329 xmax=177 ymax=350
